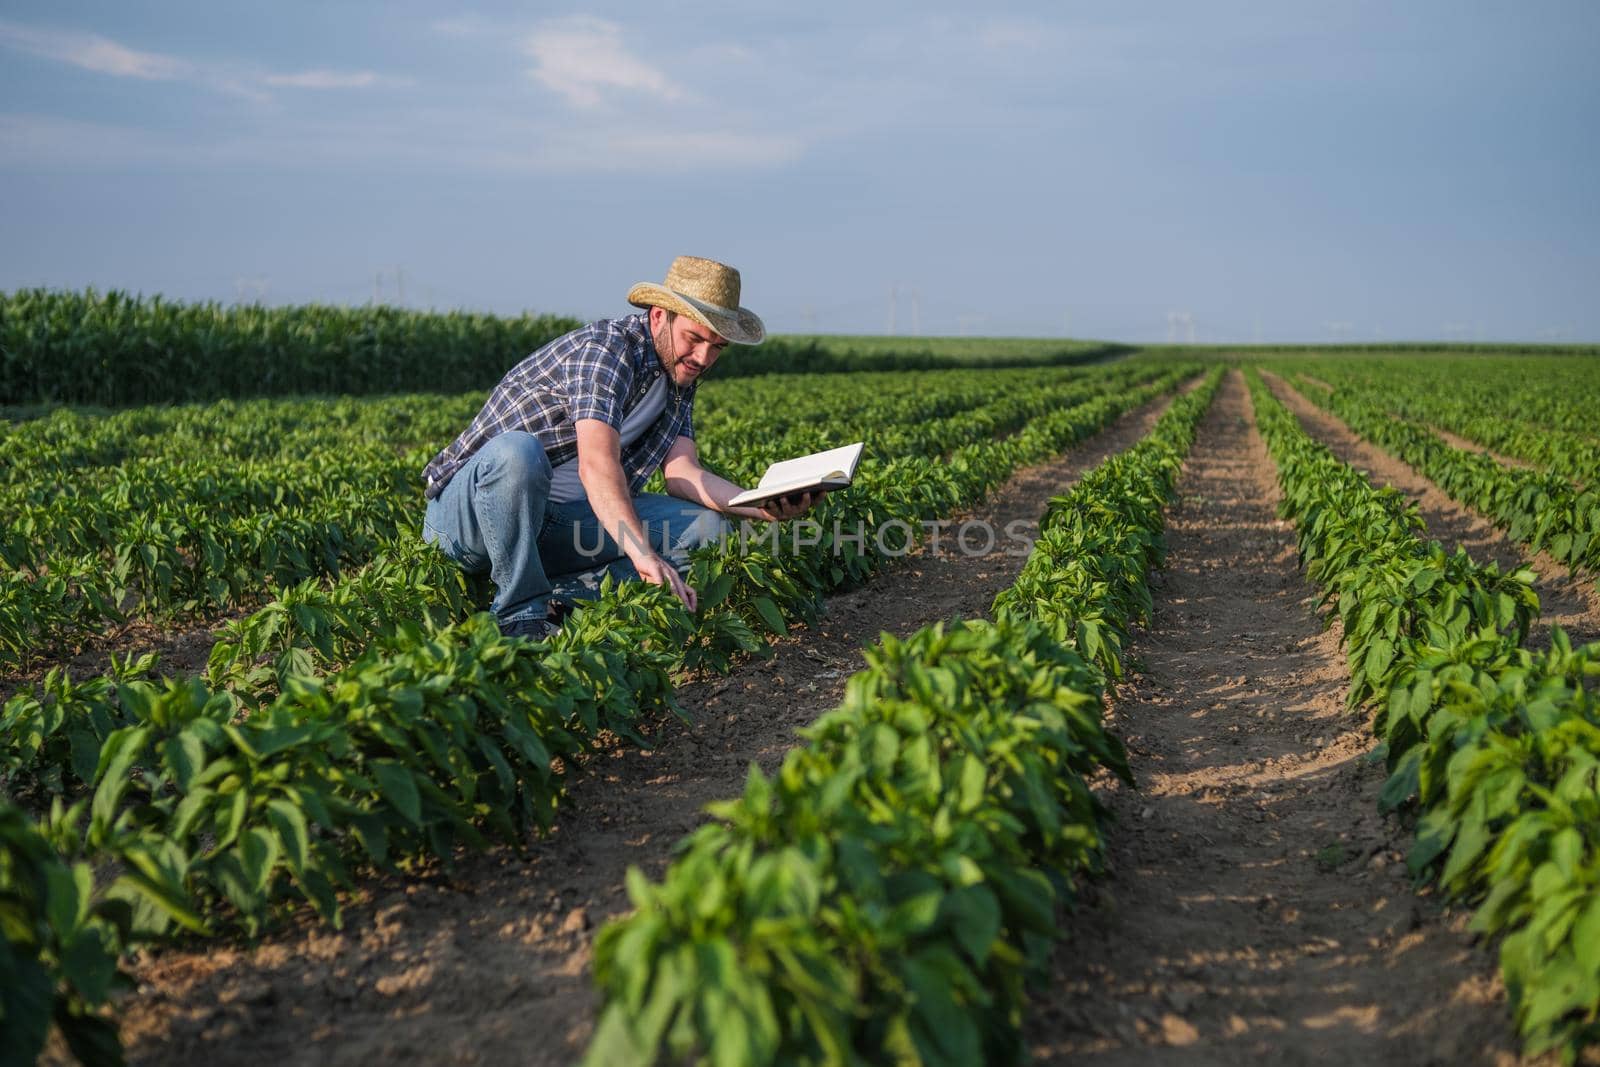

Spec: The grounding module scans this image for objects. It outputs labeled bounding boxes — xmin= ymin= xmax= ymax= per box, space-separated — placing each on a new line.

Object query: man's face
xmin=651 ymin=307 xmax=727 ymax=386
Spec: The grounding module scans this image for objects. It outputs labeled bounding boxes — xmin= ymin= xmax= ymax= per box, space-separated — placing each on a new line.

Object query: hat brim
xmin=627 ymin=283 xmax=766 ymax=345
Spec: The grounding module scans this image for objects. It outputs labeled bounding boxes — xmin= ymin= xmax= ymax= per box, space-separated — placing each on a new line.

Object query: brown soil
xmin=1424 ymin=424 xmax=1536 ymax=473
xmin=2 ymin=616 xmax=235 ymax=705
xmin=1026 ymin=370 xmax=1529 ymax=1065
xmin=104 ymin=391 xmax=1183 ymax=1067
xmin=1261 ymin=372 xmax=1600 ymax=649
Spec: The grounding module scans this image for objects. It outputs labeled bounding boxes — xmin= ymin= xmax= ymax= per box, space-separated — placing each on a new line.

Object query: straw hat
xmin=627 ymin=255 xmax=766 ymax=345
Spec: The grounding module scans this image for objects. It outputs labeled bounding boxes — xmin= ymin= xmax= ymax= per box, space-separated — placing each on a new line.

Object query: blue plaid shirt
xmin=422 ymin=313 xmax=696 ymax=500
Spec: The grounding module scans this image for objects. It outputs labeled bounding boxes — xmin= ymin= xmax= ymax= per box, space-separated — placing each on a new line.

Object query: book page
xmin=755 ymin=442 xmax=863 ymax=491
xmin=726 ymin=441 xmax=864 ymax=508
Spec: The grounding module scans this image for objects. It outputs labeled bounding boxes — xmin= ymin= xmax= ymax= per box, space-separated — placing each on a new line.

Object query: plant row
xmin=1280 ymin=370 xmax=1600 ymax=579
xmin=1284 ymin=356 xmax=1600 ymax=487
xmin=583 ymin=370 xmax=1222 ymax=1065
xmin=2 ymin=365 xmax=1082 ymax=574
xmin=2 ymin=363 xmax=1080 ymax=492
xmin=1247 ymin=369 xmax=1600 ymax=1060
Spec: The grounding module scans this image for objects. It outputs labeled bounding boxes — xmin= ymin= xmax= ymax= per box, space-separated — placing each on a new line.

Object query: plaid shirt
xmin=422 ymin=313 xmax=696 ymax=500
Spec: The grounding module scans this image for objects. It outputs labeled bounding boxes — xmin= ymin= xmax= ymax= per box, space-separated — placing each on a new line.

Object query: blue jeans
xmin=422 ymin=431 xmax=731 ymax=625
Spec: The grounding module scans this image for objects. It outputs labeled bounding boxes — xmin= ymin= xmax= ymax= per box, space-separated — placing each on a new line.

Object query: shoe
xmin=498 ymin=615 xmax=559 ymax=642
xmin=546 ymin=597 xmax=575 ymax=626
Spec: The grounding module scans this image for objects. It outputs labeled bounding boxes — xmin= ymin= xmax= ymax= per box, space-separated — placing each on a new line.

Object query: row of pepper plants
xmin=1247 ymin=369 xmax=1600 ymax=1060
xmin=582 ymin=369 xmax=1223 ymax=1065
xmin=1290 ymin=356 xmax=1600 ymax=488
xmin=1273 ymin=365 xmax=1600 ymax=580
xmin=0 ymin=362 xmax=1203 ymax=1064
xmin=0 ymin=363 xmax=1170 ymax=670
xmin=1 ymin=364 xmax=1050 ymax=488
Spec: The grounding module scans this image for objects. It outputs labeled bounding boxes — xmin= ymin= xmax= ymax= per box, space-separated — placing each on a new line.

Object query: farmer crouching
xmin=420 ymin=256 xmax=820 ymax=640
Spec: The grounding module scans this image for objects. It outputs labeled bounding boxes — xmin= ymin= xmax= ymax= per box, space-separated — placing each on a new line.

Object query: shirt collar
xmin=636 ymin=312 xmax=665 ymax=377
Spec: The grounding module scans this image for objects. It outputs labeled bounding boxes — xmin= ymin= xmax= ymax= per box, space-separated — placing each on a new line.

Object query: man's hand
xmin=757 ymin=490 xmax=824 ymax=523
xmin=635 ymin=552 xmax=697 ymax=612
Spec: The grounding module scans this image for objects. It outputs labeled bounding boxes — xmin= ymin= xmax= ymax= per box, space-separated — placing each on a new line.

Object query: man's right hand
xmin=635 ymin=552 xmax=697 ymax=613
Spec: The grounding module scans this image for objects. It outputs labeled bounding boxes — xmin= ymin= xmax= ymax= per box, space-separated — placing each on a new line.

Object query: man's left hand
xmin=758 ymin=490 xmax=823 ymax=522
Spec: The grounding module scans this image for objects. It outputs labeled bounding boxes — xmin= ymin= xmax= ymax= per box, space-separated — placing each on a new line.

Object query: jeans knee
xmin=677 ymin=507 xmax=732 ymax=550
xmin=476 ymin=432 xmax=551 ymax=495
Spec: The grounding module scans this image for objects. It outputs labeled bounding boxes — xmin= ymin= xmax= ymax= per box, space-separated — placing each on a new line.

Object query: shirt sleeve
xmin=561 ymin=339 xmax=631 ymax=429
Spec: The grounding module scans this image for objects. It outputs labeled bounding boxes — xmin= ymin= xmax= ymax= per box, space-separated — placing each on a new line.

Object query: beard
xmin=653 ymin=316 xmax=693 ymax=386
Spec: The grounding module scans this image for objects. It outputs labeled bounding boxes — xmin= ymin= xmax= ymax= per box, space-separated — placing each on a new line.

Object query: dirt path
xmin=1026 ymin=369 xmax=1526 ymax=1065
xmin=108 ymin=389 xmax=1186 ymax=1067
xmin=1262 ymin=372 xmax=1600 ymax=650
xmin=1426 ymin=425 xmax=1538 ymax=472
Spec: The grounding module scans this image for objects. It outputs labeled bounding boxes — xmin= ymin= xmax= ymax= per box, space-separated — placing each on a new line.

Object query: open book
xmin=728 ymin=442 xmax=865 ymax=508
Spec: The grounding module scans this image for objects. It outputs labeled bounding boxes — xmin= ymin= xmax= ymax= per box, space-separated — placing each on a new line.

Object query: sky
xmin=2 ymin=1 xmax=1597 ymax=344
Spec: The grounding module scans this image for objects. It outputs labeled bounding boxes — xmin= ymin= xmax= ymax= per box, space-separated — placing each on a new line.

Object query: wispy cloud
xmin=0 ymin=18 xmax=399 ymax=100
xmin=0 ymin=19 xmax=188 ymax=80
xmin=262 ymin=69 xmax=405 ymax=90
xmin=524 ymin=16 xmax=686 ymax=110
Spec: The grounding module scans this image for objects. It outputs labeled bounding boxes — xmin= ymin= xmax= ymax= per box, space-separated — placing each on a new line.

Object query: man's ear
xmin=648 ymin=305 xmax=667 ymax=331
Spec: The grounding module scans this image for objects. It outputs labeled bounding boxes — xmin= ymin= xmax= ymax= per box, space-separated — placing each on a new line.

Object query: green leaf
xmin=1 ymin=955 xmax=54 ymax=1066
xmin=266 ymin=798 xmax=310 ymax=874
xmin=237 ymin=826 xmax=281 ymax=896
xmin=370 ymin=760 xmax=423 ymax=826
xmin=751 ymin=597 xmax=787 ymax=635
xmin=160 ymin=731 xmax=206 ymax=793
xmin=114 ymin=852 xmax=209 ymax=934
xmin=43 ymin=862 xmax=89 ymax=938
xmin=90 ymin=725 xmax=150 ymax=830
xmin=956 ymin=754 xmax=986 ymax=814
xmin=944 ymin=884 xmax=1001 ymax=965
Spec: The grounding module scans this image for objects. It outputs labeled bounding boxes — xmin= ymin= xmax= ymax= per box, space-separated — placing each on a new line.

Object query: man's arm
xmin=576 ymin=419 xmax=697 ymax=610
xmin=661 ymin=436 xmax=819 ymax=522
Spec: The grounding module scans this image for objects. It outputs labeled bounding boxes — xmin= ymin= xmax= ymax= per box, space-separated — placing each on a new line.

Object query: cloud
xmin=0 ymin=19 xmax=188 ymax=80
xmin=0 ymin=18 xmax=401 ymax=100
xmin=524 ymin=16 xmax=686 ymax=110
xmin=263 ymin=69 xmax=403 ymax=90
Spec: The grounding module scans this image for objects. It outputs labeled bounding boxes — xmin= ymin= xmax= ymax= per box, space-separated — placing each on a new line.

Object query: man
xmin=421 ymin=256 xmax=818 ymax=640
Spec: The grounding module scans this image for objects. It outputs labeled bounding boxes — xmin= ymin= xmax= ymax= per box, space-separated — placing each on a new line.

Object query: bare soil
xmin=1262 ymin=371 xmax=1600 ymax=649
xmin=1026 ymin=370 xmax=1528 ymax=1065
xmin=1426 ymin=425 xmax=1538 ymax=472
xmin=105 ymin=391 xmax=1182 ymax=1067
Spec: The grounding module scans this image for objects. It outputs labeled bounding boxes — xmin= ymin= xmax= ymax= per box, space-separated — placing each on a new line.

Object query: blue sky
xmin=2 ymin=2 xmax=1596 ymax=343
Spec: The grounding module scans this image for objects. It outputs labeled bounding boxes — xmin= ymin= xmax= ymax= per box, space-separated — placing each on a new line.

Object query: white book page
xmin=726 ymin=442 xmax=864 ymax=507
xmin=755 ymin=442 xmax=863 ymax=490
